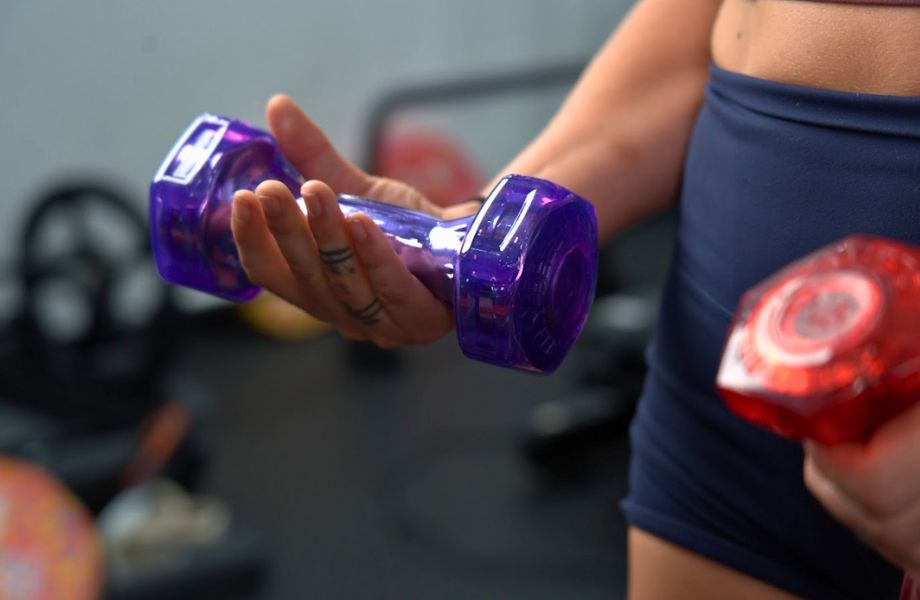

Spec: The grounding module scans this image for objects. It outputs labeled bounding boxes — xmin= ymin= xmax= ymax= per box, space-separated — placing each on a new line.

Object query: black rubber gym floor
xmin=180 ymin=323 xmax=630 ymax=599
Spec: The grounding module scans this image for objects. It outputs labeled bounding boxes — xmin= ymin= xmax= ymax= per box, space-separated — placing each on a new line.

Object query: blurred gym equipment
xmin=374 ymin=127 xmax=483 ymax=208
xmin=15 ymin=182 xmax=172 ymax=420
xmin=0 ymin=182 xmax=267 ymax=598
xmin=0 ymin=182 xmax=194 ymax=509
xmin=523 ymin=212 xmax=674 ymax=467
xmin=236 ymin=292 xmax=331 ymax=342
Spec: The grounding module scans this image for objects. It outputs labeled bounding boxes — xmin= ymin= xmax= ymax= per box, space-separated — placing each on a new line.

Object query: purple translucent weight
xmin=150 ymin=114 xmax=599 ymax=372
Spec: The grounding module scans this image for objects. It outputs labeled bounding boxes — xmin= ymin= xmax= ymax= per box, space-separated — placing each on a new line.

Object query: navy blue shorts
xmin=622 ymin=64 xmax=920 ymax=599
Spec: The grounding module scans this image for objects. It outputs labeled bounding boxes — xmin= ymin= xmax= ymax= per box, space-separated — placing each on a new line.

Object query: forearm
xmin=491 ymin=0 xmax=723 ymax=242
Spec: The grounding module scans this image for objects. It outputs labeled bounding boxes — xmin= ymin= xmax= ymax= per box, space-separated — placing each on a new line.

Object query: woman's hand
xmin=804 ymin=401 xmax=920 ymax=578
xmin=230 ymin=94 xmax=480 ymax=347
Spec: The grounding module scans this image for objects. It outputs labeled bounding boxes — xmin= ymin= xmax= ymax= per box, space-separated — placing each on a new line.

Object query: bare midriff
xmin=712 ymin=0 xmax=920 ymax=96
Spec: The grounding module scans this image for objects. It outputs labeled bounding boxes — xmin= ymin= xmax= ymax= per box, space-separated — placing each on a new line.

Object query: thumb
xmin=266 ymin=94 xmax=371 ymax=194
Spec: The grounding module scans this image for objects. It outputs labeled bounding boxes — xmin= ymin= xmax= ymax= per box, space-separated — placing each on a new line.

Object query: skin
xmin=713 ymin=0 xmax=920 ymax=95
xmin=231 ymin=0 xmax=920 ymax=596
xmin=804 ymin=403 xmax=920 ymax=584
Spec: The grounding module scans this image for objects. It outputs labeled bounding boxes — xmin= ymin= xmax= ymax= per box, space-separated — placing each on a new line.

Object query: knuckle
xmin=863 ymin=492 xmax=899 ymax=518
xmin=853 ymin=473 xmax=899 ymax=517
xmin=865 ymin=518 xmax=901 ymax=550
xmin=328 ymin=279 xmax=356 ymax=304
xmin=288 ymin=260 xmax=320 ymax=285
xmin=268 ymin=217 xmax=296 ymax=237
xmin=321 ymin=253 xmax=358 ymax=278
xmin=356 ymin=247 xmax=385 ymax=271
xmin=372 ymin=279 xmax=408 ymax=307
xmin=356 ymin=235 xmax=396 ymax=269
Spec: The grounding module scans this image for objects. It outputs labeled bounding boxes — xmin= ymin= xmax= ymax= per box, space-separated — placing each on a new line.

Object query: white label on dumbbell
xmin=155 ymin=115 xmax=229 ymax=185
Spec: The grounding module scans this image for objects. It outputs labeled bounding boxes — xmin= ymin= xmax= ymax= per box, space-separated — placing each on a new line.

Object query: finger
xmin=806 ymin=453 xmax=920 ymax=572
xmin=253 ymin=180 xmax=342 ymax=323
xmin=266 ymin=94 xmax=370 ymax=194
xmin=346 ymin=213 xmax=453 ymax=344
xmin=807 ymin=401 xmax=920 ymax=517
xmin=232 ymin=189 xmax=367 ymax=340
xmin=804 ymin=453 xmax=878 ymax=541
xmin=302 ymin=180 xmax=406 ymax=343
xmin=231 ymin=190 xmax=313 ymax=308
xmin=871 ymin=496 xmax=920 ymax=568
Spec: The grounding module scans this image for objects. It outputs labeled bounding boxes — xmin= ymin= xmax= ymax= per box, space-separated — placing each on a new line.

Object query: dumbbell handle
xmin=290 ymin=194 xmax=472 ymax=305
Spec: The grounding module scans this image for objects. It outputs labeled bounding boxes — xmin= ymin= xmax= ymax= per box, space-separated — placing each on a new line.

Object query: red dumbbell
xmin=717 ymin=235 xmax=920 ymax=444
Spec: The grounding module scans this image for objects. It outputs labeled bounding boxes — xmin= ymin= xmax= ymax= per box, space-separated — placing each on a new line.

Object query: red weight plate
xmin=375 ymin=128 xmax=482 ymax=208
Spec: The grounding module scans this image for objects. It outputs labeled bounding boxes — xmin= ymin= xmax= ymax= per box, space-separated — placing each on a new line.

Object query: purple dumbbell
xmin=150 ymin=114 xmax=598 ymax=372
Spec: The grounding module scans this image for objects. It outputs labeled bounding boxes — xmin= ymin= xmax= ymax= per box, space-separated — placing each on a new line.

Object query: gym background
xmin=0 ymin=1 xmax=678 ymax=598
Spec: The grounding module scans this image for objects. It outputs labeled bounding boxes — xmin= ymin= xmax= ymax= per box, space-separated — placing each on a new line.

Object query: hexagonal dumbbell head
xmin=717 ymin=235 xmax=920 ymax=444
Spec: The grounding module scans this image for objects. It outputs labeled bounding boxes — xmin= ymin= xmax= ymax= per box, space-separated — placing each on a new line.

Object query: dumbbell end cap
xmin=150 ymin=114 xmax=300 ymax=301
xmin=716 ymin=235 xmax=920 ymax=443
xmin=455 ymin=175 xmax=599 ymax=373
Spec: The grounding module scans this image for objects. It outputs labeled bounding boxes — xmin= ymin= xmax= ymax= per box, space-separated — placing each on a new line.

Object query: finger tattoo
xmin=320 ymin=247 xmax=356 ymax=275
xmin=346 ymin=297 xmax=384 ymax=326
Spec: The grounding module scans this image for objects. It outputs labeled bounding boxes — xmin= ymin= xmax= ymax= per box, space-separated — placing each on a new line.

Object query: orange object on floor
xmin=0 ymin=456 xmax=102 ymax=600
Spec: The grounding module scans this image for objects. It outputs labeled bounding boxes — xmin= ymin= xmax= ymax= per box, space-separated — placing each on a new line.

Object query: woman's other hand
xmin=804 ymin=401 xmax=920 ymax=579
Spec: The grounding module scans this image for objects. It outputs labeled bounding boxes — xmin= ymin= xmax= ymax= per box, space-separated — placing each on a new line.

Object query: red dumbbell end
xmin=717 ymin=236 xmax=920 ymax=444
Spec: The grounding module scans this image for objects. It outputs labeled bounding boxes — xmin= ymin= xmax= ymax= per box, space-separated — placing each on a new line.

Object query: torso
xmin=629 ymin=4 xmax=920 ymax=600
xmin=712 ymin=0 xmax=920 ymax=96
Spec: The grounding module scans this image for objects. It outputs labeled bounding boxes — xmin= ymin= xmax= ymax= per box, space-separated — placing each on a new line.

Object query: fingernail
xmin=259 ymin=195 xmax=280 ymax=218
xmin=234 ymin=199 xmax=250 ymax=223
xmin=348 ymin=217 xmax=367 ymax=242
xmin=304 ymin=191 xmax=323 ymax=218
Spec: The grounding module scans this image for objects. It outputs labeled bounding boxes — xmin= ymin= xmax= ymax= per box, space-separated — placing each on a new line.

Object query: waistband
xmin=659 ymin=64 xmax=920 ymax=388
xmin=708 ymin=64 xmax=920 ymax=139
